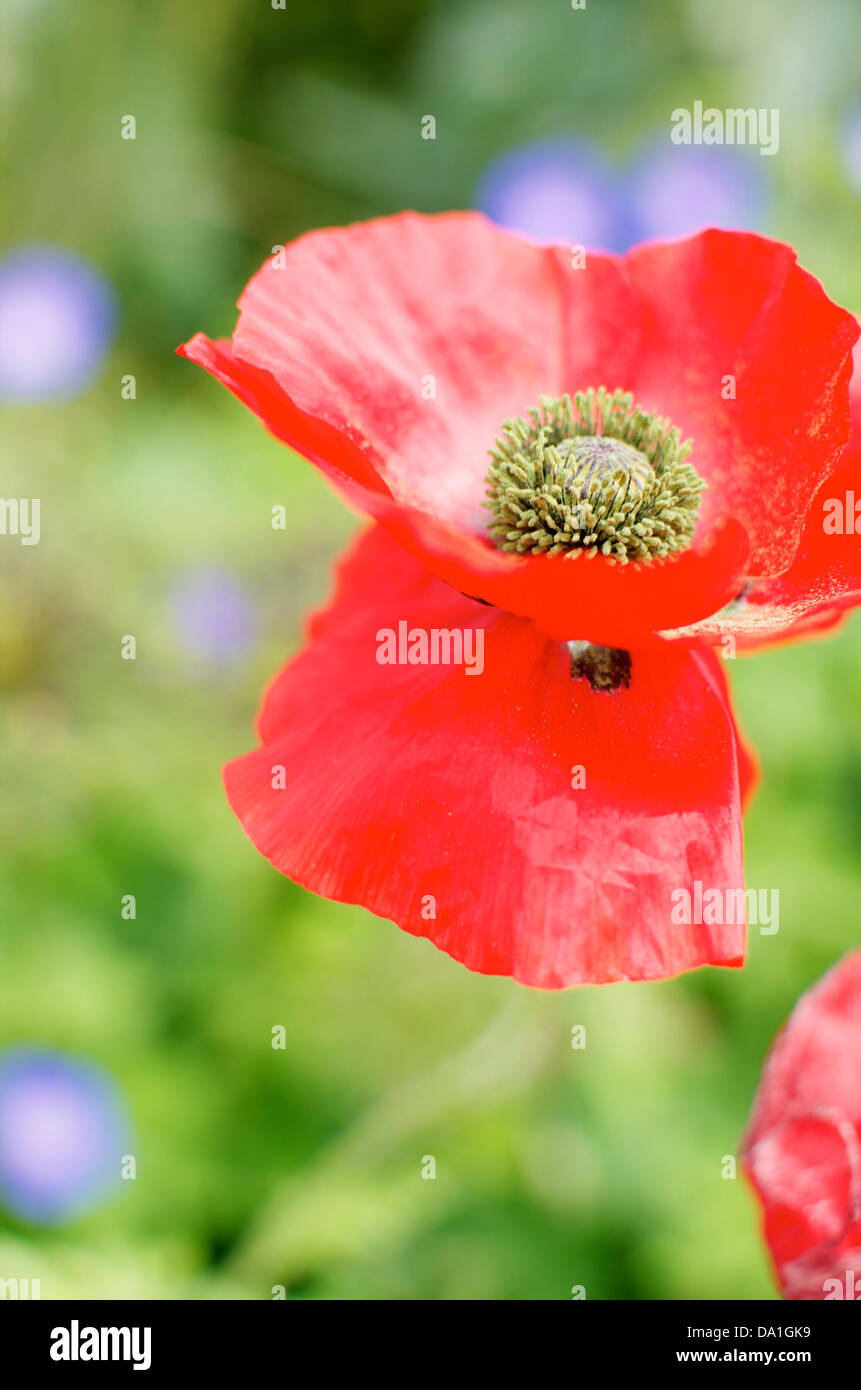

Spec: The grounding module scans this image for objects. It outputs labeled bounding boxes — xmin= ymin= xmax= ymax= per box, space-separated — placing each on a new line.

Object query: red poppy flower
xmin=178 ymin=213 xmax=856 ymax=986
xmin=741 ymin=951 xmax=861 ymax=1301
xmin=179 ymin=213 xmax=858 ymax=650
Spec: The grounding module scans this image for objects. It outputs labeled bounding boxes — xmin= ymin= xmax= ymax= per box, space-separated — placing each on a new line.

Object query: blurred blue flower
xmin=0 ymin=245 xmax=116 ymax=402
xmin=627 ymin=141 xmax=767 ymax=243
xmin=474 ymin=138 xmax=632 ymax=252
xmin=0 ymin=1048 xmax=129 ymax=1224
xmin=168 ymin=567 xmax=258 ymax=667
xmin=839 ymin=101 xmax=861 ymax=195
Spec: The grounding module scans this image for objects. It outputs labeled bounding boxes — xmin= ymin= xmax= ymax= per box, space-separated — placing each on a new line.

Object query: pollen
xmin=485 ymin=388 xmax=705 ymax=563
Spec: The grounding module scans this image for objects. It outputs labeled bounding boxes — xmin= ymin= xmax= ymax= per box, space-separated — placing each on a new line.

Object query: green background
xmin=1 ymin=0 xmax=859 ymax=1299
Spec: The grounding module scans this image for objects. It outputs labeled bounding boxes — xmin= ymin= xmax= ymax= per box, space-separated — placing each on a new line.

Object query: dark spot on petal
xmin=570 ymin=644 xmax=632 ymax=693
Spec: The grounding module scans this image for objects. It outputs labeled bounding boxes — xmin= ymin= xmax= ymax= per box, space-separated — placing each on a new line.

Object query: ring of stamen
xmin=485 ymin=388 xmax=705 ymax=564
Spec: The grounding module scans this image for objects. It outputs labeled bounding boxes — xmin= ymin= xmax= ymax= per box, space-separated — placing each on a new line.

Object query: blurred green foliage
xmin=0 ymin=0 xmax=859 ymax=1299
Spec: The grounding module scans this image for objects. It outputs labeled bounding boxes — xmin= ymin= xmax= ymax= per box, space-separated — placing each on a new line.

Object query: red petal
xmin=660 ymin=342 xmax=861 ymax=650
xmin=622 ymin=231 xmax=858 ymax=577
xmin=185 ymin=213 xmax=564 ymax=530
xmin=224 ymin=525 xmax=751 ymax=988
xmin=378 ymin=502 xmax=749 ymax=648
xmin=741 ymin=950 xmax=861 ymax=1299
xmin=735 ymin=446 xmax=861 ymax=649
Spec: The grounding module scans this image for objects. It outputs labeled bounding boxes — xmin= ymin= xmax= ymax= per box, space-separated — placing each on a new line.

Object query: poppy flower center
xmin=485 ymin=387 xmax=705 ymax=564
